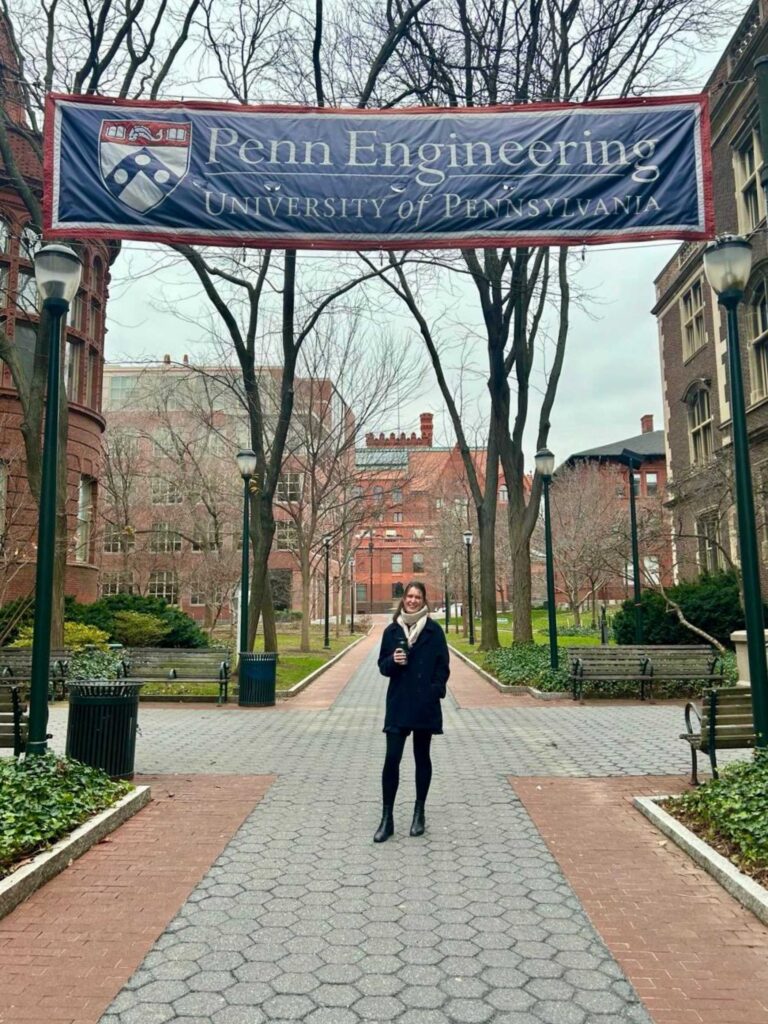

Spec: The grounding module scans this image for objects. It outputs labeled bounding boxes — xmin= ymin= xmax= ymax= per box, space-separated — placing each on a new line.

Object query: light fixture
xmin=534 ymin=447 xmax=555 ymax=478
xmin=702 ymin=235 xmax=752 ymax=297
xmin=236 ymin=449 xmax=258 ymax=479
xmin=462 ymin=530 xmax=473 ymax=547
xmin=34 ymin=244 xmax=82 ymax=303
xmin=323 ymin=533 xmax=332 ymax=548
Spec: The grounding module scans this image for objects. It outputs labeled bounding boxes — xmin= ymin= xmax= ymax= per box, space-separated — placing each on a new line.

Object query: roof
xmin=565 ymin=429 xmax=665 ymax=464
xmin=355 ymin=449 xmax=409 ymax=468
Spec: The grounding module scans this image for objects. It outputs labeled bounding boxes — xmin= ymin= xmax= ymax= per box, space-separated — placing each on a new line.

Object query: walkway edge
xmin=0 ymin=784 xmax=152 ymax=920
xmin=448 ymin=643 xmax=569 ymax=700
xmin=634 ymin=794 xmax=768 ymax=926
xmin=282 ymin=627 xmax=373 ymax=699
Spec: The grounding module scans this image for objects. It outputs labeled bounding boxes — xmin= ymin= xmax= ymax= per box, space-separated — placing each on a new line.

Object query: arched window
xmin=685 ymin=383 xmax=713 ymax=466
xmin=748 ymin=276 xmax=768 ymax=402
xmin=19 ymin=223 xmax=41 ymax=262
xmin=93 ymin=255 xmax=104 ymax=292
xmin=0 ymin=219 xmax=9 ymax=255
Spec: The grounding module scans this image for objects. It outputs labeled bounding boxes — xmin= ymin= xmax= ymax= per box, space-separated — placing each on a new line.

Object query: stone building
xmin=0 ymin=17 xmax=111 ymax=610
xmin=653 ymin=0 xmax=768 ymax=582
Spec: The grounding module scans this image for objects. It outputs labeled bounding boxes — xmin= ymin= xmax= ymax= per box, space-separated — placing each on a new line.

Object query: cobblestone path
xmin=48 ymin=631 xmax=688 ymax=1024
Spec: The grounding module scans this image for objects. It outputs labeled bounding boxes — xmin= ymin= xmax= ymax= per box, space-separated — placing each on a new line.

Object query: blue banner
xmin=45 ymin=95 xmax=712 ymax=249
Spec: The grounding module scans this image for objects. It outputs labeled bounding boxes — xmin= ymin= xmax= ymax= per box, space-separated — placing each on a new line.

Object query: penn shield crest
xmin=99 ymin=119 xmax=191 ymax=214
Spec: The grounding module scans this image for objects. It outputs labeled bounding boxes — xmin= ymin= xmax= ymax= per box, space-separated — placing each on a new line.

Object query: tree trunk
xmin=261 ymin=573 xmax=277 ymax=652
xmin=300 ymin=549 xmax=311 ymax=652
xmin=509 ymin=510 xmax=533 ymax=643
xmin=477 ymin=502 xmax=499 ymax=650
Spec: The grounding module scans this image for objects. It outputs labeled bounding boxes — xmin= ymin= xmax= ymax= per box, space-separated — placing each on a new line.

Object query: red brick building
xmin=653 ymin=0 xmax=768 ymax=583
xmin=0 ymin=19 xmax=111 ymax=608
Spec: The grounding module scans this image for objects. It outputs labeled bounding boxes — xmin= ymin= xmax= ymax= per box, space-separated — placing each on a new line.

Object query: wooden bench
xmin=0 ymin=648 xmax=71 ymax=700
xmin=568 ymin=644 xmax=724 ymax=701
xmin=0 ymin=684 xmax=28 ymax=756
xmin=680 ymin=686 xmax=755 ymax=784
xmin=122 ymin=648 xmax=231 ymax=703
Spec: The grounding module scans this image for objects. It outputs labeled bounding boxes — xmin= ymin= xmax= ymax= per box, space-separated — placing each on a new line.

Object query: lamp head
xmin=534 ymin=447 xmax=555 ymax=478
xmin=703 ymin=234 xmax=752 ymax=298
xmin=442 ymin=560 xmax=449 ymax=570
xmin=34 ymin=243 xmax=82 ymax=304
xmin=236 ymin=449 xmax=258 ymax=479
xmin=462 ymin=530 xmax=473 ymax=547
xmin=322 ymin=534 xmax=332 ymax=548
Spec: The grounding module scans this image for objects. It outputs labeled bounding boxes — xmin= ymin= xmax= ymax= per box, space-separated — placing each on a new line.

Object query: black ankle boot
xmin=373 ymin=806 xmax=394 ymax=843
xmin=409 ymin=801 xmax=425 ymax=837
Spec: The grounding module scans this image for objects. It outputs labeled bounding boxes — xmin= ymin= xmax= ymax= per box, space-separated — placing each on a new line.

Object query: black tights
xmin=381 ymin=730 xmax=433 ymax=806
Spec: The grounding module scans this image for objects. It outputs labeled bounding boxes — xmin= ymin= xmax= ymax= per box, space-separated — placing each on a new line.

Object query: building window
xmin=100 ymin=571 xmax=134 ymax=596
xmin=192 ymin=521 xmax=219 ymax=551
xmin=103 ymin=522 xmax=134 ymax=553
xmin=393 ymin=511 xmax=403 ymax=523
xmin=413 ymin=553 xmax=424 ymax=573
xmin=74 ymin=476 xmax=94 ymax=563
xmin=19 ymin=223 xmax=41 ymax=262
xmin=65 ymin=340 xmax=82 ymax=400
xmin=681 ymin=278 xmax=706 ymax=360
xmin=148 ymin=570 xmax=178 ymax=604
xmin=70 ymin=291 xmax=85 ymax=331
xmin=392 ymin=582 xmax=404 ymax=598
xmin=687 ymin=386 xmax=713 ymax=466
xmin=276 ymin=472 xmax=302 ymax=502
xmin=643 ymin=555 xmax=660 ymax=585
xmin=748 ymin=278 xmax=768 ymax=402
xmin=151 ymin=477 xmax=183 ymax=504
xmin=86 ymin=350 xmax=98 ymax=408
xmin=189 ymin=588 xmax=206 ymax=606
xmin=498 ymin=486 xmax=509 ymax=502
xmin=391 ymin=553 xmax=403 ymax=573
xmin=153 ymin=429 xmax=173 ymax=457
xmin=150 ymin=521 xmax=182 ymax=553
xmin=90 ymin=299 xmax=102 ymax=341
xmin=0 ymin=461 xmax=7 ymax=538
xmin=351 ymin=486 xmax=363 ymax=499
xmin=435 ymin=498 xmax=443 ymax=509
xmin=108 ymin=375 xmax=138 ymax=408
xmin=696 ymin=511 xmax=722 ymax=572
xmin=356 ymin=582 xmax=367 ymax=603
xmin=372 ymin=485 xmax=384 ymax=504
xmin=0 ymin=264 xmax=8 ymax=306
xmin=645 ymin=472 xmax=658 ymax=497
xmin=734 ymin=128 xmax=765 ymax=233
xmin=275 ymin=520 xmax=296 ymax=550
xmin=16 ymin=269 xmax=38 ymax=314
xmin=0 ymin=219 xmax=8 ymax=254
xmin=392 ymin=489 xmax=402 ymax=504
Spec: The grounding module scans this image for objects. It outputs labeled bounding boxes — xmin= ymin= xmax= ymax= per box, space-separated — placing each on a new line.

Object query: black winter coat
xmin=378 ymin=618 xmax=450 ymax=734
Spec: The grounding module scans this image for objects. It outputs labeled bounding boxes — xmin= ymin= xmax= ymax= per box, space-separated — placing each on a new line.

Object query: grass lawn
xmin=447 ymin=609 xmax=607 ymax=665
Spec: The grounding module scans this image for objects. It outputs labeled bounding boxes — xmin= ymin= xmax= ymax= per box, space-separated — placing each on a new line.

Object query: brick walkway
xmin=0 ymin=775 xmax=273 ymax=1024
xmin=3 ymin=624 xmax=766 ymax=1024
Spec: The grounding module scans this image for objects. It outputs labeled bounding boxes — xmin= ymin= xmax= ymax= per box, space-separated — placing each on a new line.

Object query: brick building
xmin=653 ymin=0 xmax=768 ymax=582
xmin=0 ymin=17 xmax=111 ymax=608
xmin=351 ymin=413 xmax=518 ymax=614
xmin=561 ymin=414 xmax=672 ymax=606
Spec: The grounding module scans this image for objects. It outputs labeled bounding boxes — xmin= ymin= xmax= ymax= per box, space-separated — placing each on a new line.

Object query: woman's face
xmin=403 ymin=587 xmax=425 ymax=613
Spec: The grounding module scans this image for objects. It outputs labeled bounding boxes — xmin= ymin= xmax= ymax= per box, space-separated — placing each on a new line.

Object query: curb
xmin=0 ymin=785 xmax=152 ymax=920
xmin=448 ymin=644 xmax=569 ymax=701
xmin=634 ymin=795 xmax=768 ymax=927
xmin=280 ymin=627 xmax=373 ymax=699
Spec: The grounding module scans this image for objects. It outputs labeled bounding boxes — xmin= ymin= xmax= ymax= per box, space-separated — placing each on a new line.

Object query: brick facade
xmin=653 ymin=0 xmax=768 ymax=584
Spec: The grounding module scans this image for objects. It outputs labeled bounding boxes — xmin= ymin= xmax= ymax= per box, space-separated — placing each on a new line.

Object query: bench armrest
xmin=683 ymin=700 xmax=702 ymax=737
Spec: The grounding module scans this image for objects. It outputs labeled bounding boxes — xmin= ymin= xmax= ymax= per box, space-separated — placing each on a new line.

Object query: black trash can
xmin=238 ymin=652 xmax=278 ymax=707
xmin=65 ymin=681 xmax=143 ymax=780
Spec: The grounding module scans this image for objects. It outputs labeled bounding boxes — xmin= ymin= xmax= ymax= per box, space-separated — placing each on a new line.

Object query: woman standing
xmin=374 ymin=581 xmax=450 ymax=843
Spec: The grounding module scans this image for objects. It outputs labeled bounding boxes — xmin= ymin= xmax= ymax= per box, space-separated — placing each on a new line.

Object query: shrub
xmin=111 ymin=611 xmax=171 ymax=647
xmin=0 ymin=754 xmax=131 ymax=878
xmin=9 ymin=621 xmax=111 ymax=651
xmin=68 ymin=594 xmax=209 ymax=648
xmin=67 ymin=648 xmax=124 ymax=681
xmin=665 ymin=750 xmax=768 ymax=882
xmin=483 ymin=643 xmax=570 ymax=692
xmin=612 ymin=571 xmax=745 ymax=648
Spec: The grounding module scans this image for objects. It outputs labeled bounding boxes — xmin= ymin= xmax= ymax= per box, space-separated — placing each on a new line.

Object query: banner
xmin=44 ymin=94 xmax=712 ymax=250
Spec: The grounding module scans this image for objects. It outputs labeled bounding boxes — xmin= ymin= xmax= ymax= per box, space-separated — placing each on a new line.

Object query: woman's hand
xmin=393 ymin=647 xmax=408 ymax=665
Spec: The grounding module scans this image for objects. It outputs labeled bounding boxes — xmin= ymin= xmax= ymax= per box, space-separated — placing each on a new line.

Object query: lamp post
xmin=235 ymin=450 xmax=258 ymax=659
xmin=442 ymin=559 xmax=450 ymax=632
xmin=27 ymin=245 xmax=82 ymax=756
xmin=349 ymin=557 xmax=355 ymax=634
xmin=462 ymin=531 xmax=475 ymax=645
xmin=368 ymin=530 xmax=374 ymax=616
xmin=535 ymin=448 xmax=559 ymax=671
xmin=323 ymin=534 xmax=332 ymax=649
xmin=620 ymin=448 xmax=644 ymax=644
xmin=703 ymin=235 xmax=768 ymax=748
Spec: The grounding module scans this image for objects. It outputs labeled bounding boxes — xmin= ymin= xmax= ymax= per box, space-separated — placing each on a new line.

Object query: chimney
xmin=182 ymin=354 xmax=189 ymax=365
xmin=163 ymin=353 xmax=171 ymax=364
xmin=420 ymin=413 xmax=434 ymax=446
xmin=640 ymin=414 xmax=654 ymax=434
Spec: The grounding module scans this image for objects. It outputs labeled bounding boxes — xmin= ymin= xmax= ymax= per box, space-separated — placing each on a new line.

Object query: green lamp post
xmin=702 ymin=235 xmax=768 ymax=748
xmin=323 ymin=534 xmax=332 ymax=649
xmin=27 ymin=244 xmax=82 ymax=756
xmin=236 ymin=449 xmax=258 ymax=658
xmin=535 ymin=448 xmax=559 ymax=671
xmin=463 ymin=530 xmax=475 ymax=645
xmin=443 ymin=559 xmax=450 ymax=632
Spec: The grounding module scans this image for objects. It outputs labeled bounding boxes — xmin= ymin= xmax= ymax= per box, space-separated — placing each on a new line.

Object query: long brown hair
xmin=392 ymin=580 xmax=429 ymax=621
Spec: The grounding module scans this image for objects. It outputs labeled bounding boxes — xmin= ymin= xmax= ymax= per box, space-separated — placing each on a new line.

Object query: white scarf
xmin=397 ymin=605 xmax=429 ymax=647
